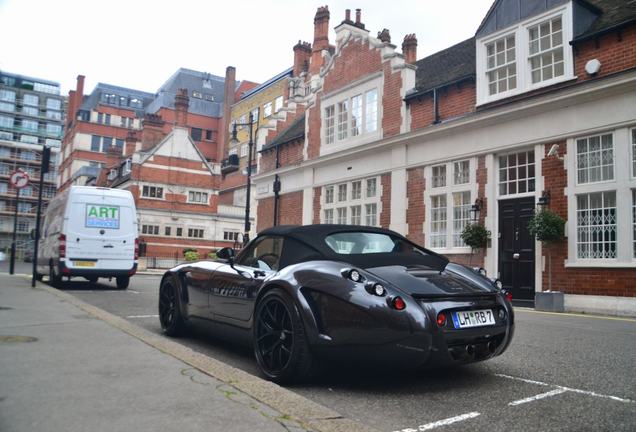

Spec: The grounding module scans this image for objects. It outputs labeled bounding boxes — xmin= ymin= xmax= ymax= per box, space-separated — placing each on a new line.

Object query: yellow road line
xmin=515 ymin=308 xmax=636 ymax=323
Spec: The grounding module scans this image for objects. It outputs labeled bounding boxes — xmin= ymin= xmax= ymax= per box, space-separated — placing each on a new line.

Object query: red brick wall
xmin=380 ymin=173 xmax=391 ymax=229
xmin=256 ymin=191 xmax=303 ymax=232
xmin=574 ymin=25 xmax=636 ymax=83
xmin=406 ymin=167 xmax=425 ymax=246
xmin=260 ymin=141 xmax=304 ymax=172
xmin=307 ymin=98 xmax=322 ymax=160
xmin=381 ymin=62 xmax=403 ymax=138
xmin=541 ymin=141 xmax=636 ymax=296
xmin=409 ymin=81 xmax=476 ymax=131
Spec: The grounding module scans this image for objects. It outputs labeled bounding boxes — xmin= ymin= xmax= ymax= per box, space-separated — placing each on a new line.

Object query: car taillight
xmin=59 ymin=234 xmax=66 ymax=258
xmin=437 ymin=312 xmax=447 ymax=327
xmin=392 ymin=296 xmax=406 ymax=311
xmin=506 ymin=292 xmax=513 ymax=302
xmin=134 ymin=238 xmax=139 ymax=260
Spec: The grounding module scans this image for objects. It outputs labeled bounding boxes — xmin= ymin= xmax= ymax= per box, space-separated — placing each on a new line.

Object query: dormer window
xmin=486 ymin=35 xmax=516 ymax=96
xmin=476 ymin=3 xmax=573 ymax=105
xmin=528 ymin=17 xmax=564 ymax=84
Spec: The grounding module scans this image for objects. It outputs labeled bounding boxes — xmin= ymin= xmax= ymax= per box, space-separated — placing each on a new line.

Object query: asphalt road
xmin=56 ymin=274 xmax=636 ymax=432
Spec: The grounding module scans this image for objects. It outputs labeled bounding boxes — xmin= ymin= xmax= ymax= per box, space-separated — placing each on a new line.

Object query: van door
xmin=65 ymin=196 xmax=136 ymax=272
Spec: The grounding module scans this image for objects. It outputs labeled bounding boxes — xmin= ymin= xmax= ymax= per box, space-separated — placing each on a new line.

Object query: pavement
xmin=0 ymin=273 xmax=376 ymax=432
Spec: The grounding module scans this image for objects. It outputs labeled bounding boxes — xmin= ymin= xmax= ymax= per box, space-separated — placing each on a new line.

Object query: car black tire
xmin=253 ymin=288 xmax=314 ymax=384
xmin=35 ymin=273 xmax=44 ymax=282
xmin=115 ymin=276 xmax=129 ymax=290
xmin=159 ymin=277 xmax=186 ymax=336
xmin=49 ymin=264 xmax=62 ymax=288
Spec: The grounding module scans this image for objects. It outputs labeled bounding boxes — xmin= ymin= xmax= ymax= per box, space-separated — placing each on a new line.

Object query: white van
xmin=37 ymin=186 xmax=138 ymax=289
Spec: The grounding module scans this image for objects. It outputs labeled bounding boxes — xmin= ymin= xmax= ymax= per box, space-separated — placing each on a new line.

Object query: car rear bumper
xmin=58 ymin=261 xmax=137 ymax=278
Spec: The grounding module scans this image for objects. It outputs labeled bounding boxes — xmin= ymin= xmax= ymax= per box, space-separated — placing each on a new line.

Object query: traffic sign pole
xmin=32 ymin=146 xmax=50 ymax=286
xmin=9 ymin=187 xmax=20 ymax=275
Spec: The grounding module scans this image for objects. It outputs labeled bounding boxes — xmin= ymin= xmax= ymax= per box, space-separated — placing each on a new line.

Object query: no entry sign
xmin=9 ymin=170 xmax=30 ymax=189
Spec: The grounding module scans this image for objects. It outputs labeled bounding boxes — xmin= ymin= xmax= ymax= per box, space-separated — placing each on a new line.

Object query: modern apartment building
xmin=0 ymin=71 xmax=63 ymax=258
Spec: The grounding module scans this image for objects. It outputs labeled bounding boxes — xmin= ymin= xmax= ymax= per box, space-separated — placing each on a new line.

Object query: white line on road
xmin=126 ymin=314 xmax=159 ymax=319
xmin=393 ymin=412 xmax=480 ymax=432
xmin=495 ymin=373 xmax=634 ymax=404
xmin=508 ymin=388 xmax=568 ymax=406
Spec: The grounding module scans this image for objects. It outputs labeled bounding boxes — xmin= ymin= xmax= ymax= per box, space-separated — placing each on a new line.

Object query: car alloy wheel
xmin=253 ymin=289 xmax=314 ymax=384
xmin=159 ymin=279 xmax=185 ymax=336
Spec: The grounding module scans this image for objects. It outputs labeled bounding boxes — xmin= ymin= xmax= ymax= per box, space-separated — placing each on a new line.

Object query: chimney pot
xmin=355 ymin=9 xmax=361 ymax=24
xmin=402 ymin=33 xmax=418 ymax=64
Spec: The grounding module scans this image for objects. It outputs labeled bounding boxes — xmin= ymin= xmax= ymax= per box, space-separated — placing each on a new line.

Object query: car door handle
xmin=104 ymin=244 xmax=114 ymax=248
xmin=513 ymin=253 xmax=520 ymax=259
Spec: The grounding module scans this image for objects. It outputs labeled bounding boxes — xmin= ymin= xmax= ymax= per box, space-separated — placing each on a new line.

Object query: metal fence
xmin=140 ymin=256 xmax=187 ymax=269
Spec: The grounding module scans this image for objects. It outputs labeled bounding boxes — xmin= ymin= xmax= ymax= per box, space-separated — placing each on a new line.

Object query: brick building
xmin=0 ymin=71 xmax=64 ymax=258
xmin=60 ymin=69 xmax=251 ymax=258
xmin=253 ymin=1 xmax=636 ymax=315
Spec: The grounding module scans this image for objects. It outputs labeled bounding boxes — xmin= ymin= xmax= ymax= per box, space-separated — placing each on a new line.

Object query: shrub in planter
xmin=207 ymin=251 xmax=217 ymax=260
xmin=528 ymin=209 xmax=565 ymax=291
xmin=460 ymin=223 xmax=490 ymax=250
xmin=183 ymin=247 xmax=197 ymax=256
xmin=184 ymin=251 xmax=199 ymax=261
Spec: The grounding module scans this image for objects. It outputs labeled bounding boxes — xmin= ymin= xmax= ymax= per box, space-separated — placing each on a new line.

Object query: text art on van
xmin=86 ymin=204 xmax=120 ymax=229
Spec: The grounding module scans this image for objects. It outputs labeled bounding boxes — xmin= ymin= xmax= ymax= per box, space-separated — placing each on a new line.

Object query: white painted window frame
xmin=497 ymin=149 xmax=537 ymax=198
xmin=321 ymin=176 xmax=381 ymax=227
xmin=320 ymin=74 xmax=383 ymax=156
xmin=140 ymin=184 xmax=165 ymax=201
xmin=566 ymin=127 xmax=636 ymax=267
xmin=476 ymin=3 xmax=574 ymax=106
xmin=424 ymin=158 xmax=477 ymax=254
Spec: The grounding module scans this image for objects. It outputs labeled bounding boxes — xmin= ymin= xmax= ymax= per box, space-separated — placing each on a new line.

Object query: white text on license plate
xmin=452 ymin=309 xmax=495 ymax=329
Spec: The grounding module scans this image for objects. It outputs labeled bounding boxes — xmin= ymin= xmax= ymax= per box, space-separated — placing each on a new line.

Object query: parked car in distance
xmin=37 ymin=186 xmax=139 ymax=289
xmin=158 ymin=224 xmax=514 ymax=384
xmin=0 ymin=251 xmax=5 ymax=261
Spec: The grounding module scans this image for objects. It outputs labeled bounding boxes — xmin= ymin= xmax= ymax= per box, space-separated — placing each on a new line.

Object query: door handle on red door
xmin=513 ymin=253 xmax=520 ymax=259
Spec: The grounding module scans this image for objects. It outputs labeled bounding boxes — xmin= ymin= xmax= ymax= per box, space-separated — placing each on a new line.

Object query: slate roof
xmin=406 ymin=38 xmax=476 ymax=100
xmin=80 ymin=83 xmax=154 ymax=112
xmin=239 ymin=67 xmax=293 ymax=100
xmin=145 ymin=68 xmax=225 ymax=117
xmin=574 ymin=0 xmax=636 ymax=41
xmin=261 ymin=113 xmax=305 ymax=152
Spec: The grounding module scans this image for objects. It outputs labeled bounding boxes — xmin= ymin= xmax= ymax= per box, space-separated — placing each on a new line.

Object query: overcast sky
xmin=0 ymin=0 xmax=494 ymax=96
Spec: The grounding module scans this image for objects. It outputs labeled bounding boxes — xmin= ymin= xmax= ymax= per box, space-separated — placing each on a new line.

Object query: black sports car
xmin=158 ymin=225 xmax=514 ymax=384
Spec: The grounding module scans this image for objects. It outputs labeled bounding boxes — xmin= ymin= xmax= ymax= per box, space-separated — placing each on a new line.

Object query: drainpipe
xmin=273 ymin=145 xmax=281 ymax=226
xmin=433 ymin=88 xmax=440 ymax=124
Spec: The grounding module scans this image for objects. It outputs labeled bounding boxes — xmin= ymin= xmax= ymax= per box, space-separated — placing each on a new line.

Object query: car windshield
xmin=324 ymin=232 xmax=425 ymax=256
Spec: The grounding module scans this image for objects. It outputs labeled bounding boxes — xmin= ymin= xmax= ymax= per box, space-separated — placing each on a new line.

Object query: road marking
xmin=126 ymin=314 xmax=159 ymax=319
xmin=514 ymin=308 xmax=636 ymax=323
xmin=128 ymin=290 xmax=141 ymax=294
xmin=495 ymin=373 xmax=634 ymax=404
xmin=393 ymin=412 xmax=480 ymax=432
xmin=508 ymin=389 xmax=568 ymax=406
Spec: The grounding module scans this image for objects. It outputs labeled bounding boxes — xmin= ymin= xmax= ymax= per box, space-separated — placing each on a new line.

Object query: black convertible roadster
xmin=158 ymin=225 xmax=514 ymax=383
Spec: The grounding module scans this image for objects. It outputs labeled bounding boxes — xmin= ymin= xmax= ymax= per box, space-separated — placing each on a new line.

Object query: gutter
xmin=571 ymin=18 xmax=636 ymax=44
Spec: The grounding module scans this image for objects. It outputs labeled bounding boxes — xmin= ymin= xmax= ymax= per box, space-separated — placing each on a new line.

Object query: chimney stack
xmin=310 ymin=6 xmax=330 ymax=74
xmin=174 ymin=88 xmax=189 ymax=128
xmin=402 ymin=34 xmax=418 ymax=64
xmin=140 ymin=114 xmax=166 ymax=151
xmin=377 ymin=29 xmax=391 ymax=43
xmin=219 ymin=66 xmax=236 ymax=162
xmin=293 ymin=41 xmax=312 ymax=77
xmin=125 ymin=130 xmax=137 ymax=157
xmin=355 ymin=9 xmax=364 ymax=28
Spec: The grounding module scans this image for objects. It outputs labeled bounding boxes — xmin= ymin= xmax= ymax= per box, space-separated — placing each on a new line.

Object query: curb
xmin=28 ymin=279 xmax=380 ymax=432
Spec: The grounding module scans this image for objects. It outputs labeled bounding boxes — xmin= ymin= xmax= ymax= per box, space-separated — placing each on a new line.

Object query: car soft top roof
xmin=258 ymin=224 xmax=449 ymax=270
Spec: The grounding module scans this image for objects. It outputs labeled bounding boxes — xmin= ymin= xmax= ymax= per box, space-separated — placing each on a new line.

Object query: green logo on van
xmin=86 ymin=204 xmax=120 ymax=229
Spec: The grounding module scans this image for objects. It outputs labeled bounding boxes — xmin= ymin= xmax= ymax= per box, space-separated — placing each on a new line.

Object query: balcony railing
xmin=221 ymin=154 xmax=240 ymax=175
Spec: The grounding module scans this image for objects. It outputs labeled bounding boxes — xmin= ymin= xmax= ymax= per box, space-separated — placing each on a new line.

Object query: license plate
xmin=73 ymin=261 xmax=96 ymax=267
xmin=452 ymin=309 xmax=495 ymax=329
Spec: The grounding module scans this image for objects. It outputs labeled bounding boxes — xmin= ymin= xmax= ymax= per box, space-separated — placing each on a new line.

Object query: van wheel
xmin=49 ymin=264 xmax=62 ymax=288
xmin=116 ymin=276 xmax=130 ymax=290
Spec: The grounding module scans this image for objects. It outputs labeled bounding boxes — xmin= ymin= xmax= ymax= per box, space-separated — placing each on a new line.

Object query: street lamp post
xmin=229 ymin=111 xmax=256 ymax=246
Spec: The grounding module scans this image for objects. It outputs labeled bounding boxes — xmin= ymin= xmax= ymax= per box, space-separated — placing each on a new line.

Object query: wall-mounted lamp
xmin=537 ymin=190 xmax=551 ymax=207
xmin=470 ymin=198 xmax=484 ymax=222
xmin=547 ymin=143 xmax=564 ymax=160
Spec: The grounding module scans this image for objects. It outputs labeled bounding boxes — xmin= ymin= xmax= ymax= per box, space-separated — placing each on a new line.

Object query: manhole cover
xmin=0 ymin=335 xmax=38 ymax=343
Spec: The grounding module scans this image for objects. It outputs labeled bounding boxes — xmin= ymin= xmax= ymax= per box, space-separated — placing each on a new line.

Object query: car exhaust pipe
xmin=465 ymin=345 xmax=475 ymax=356
xmin=487 ymin=341 xmax=496 ymax=353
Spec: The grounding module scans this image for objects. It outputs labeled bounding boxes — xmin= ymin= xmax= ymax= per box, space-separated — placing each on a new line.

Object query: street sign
xmin=9 ymin=169 xmax=30 ymax=189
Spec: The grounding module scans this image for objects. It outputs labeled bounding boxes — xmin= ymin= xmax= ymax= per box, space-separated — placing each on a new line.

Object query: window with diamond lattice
xmin=499 ymin=150 xmax=535 ymax=195
xmin=576 ymin=133 xmax=613 ymax=184
xmin=576 ymin=191 xmax=616 ymax=259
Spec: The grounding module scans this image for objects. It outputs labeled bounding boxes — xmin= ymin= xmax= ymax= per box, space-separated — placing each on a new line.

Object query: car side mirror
xmin=217 ymin=247 xmax=235 ymax=263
